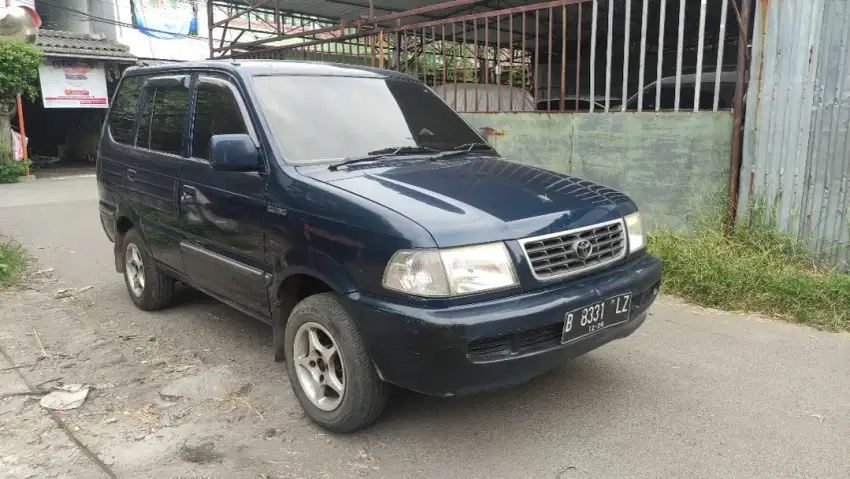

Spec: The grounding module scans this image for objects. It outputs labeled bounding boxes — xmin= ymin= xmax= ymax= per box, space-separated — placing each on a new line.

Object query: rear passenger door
xmin=123 ymin=75 xmax=191 ymax=274
xmin=99 ymin=75 xmax=143 ymax=218
xmin=177 ymin=73 xmax=270 ymax=317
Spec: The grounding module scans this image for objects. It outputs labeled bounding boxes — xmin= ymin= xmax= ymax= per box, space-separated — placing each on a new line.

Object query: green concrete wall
xmin=461 ymin=112 xmax=733 ymax=230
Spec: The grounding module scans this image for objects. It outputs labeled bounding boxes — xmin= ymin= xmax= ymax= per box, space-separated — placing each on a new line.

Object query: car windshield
xmin=252 ymin=75 xmax=485 ymax=164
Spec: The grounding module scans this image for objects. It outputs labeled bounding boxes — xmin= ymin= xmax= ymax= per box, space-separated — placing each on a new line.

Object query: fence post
xmin=207 ymin=0 xmax=215 ymax=59
xmin=727 ymin=0 xmax=755 ymax=228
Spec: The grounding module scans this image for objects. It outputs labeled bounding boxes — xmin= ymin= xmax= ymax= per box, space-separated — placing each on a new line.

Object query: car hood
xmin=298 ymin=156 xmax=634 ymax=247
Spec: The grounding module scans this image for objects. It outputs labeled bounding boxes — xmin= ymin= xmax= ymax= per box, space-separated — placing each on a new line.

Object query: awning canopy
xmin=213 ymin=0 xmax=515 ymax=26
xmin=35 ymin=29 xmax=137 ymax=62
xmin=211 ymin=0 xmax=736 ymax=52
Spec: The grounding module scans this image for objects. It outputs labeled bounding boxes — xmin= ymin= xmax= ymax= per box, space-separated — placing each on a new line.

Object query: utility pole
xmin=5 ymin=0 xmax=30 ymax=175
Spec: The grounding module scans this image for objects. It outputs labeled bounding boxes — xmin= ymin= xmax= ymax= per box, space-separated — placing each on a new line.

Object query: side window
xmin=655 ymin=86 xmax=697 ymax=110
xmin=630 ymin=90 xmax=654 ymax=110
xmin=676 ymin=86 xmax=696 ymax=110
xmin=108 ymin=76 xmax=144 ymax=144
xmin=717 ymin=84 xmax=737 ymax=110
xmin=191 ymin=81 xmax=248 ymax=160
xmin=657 ymin=86 xmax=677 ymax=109
xmin=647 ymin=85 xmax=720 ymax=110
xmin=698 ymin=87 xmax=717 ymax=110
xmin=149 ymin=85 xmax=189 ymax=155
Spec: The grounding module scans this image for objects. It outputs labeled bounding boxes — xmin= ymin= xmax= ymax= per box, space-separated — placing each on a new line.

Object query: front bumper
xmin=349 ymin=253 xmax=662 ymax=397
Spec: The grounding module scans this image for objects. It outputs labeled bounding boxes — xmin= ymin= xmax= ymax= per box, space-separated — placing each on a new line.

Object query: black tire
xmin=284 ymin=292 xmax=388 ymax=433
xmin=121 ymin=227 xmax=174 ymax=311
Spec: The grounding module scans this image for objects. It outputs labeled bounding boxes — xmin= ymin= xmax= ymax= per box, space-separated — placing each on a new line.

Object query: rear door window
xmin=191 ymin=79 xmax=248 ymax=160
xmin=108 ymin=76 xmax=144 ymax=144
xmin=149 ymin=87 xmax=189 ymax=155
xmin=134 ymin=77 xmax=189 ymax=155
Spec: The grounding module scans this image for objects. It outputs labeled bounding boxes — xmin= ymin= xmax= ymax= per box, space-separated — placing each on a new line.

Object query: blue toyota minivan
xmin=97 ymin=60 xmax=661 ymax=432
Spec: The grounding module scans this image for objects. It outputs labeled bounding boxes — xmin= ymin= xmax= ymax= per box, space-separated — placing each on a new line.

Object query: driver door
xmin=177 ymin=73 xmax=271 ymax=317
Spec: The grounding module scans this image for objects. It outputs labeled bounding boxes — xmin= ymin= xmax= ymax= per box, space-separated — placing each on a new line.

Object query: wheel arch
xmin=112 ymin=205 xmax=143 ymax=273
xmin=269 ymin=269 xmax=338 ymax=362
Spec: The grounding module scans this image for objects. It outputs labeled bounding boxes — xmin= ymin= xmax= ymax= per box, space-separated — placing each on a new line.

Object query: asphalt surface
xmin=1 ymin=174 xmax=849 ymax=478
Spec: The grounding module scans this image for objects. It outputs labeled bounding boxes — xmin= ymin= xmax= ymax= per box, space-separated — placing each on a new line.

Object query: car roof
xmin=621 ymin=71 xmax=738 ymax=105
xmin=651 ymin=71 xmax=738 ymax=87
xmin=537 ymin=96 xmax=619 ymax=102
xmin=121 ymin=59 xmax=419 ymax=82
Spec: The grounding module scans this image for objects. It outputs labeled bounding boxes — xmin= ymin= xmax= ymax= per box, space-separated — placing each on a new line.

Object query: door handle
xmin=126 ymin=169 xmax=136 ymax=182
xmin=180 ymin=185 xmax=196 ymax=202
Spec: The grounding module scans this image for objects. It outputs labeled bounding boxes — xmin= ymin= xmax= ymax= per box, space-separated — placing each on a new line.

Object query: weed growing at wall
xmin=649 ymin=204 xmax=850 ymax=332
xmin=0 ymin=143 xmax=28 ymax=182
xmin=0 ymin=238 xmax=27 ymax=287
xmin=0 ymin=159 xmax=29 ymax=183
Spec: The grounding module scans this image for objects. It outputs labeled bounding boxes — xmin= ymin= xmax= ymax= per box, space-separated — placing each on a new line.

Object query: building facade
xmin=34 ymin=0 xmax=209 ymax=61
xmin=22 ymin=28 xmax=136 ymax=165
xmin=30 ymin=0 xmax=312 ymax=62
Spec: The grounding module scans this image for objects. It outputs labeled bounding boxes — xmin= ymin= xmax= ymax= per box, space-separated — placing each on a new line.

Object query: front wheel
xmin=284 ymin=293 xmax=388 ymax=433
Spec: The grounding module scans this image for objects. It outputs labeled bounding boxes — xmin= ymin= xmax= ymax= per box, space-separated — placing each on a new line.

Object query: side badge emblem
xmin=267 ymin=205 xmax=287 ymax=217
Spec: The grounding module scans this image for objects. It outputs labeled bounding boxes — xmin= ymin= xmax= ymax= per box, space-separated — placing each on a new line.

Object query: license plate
xmin=562 ymin=293 xmax=632 ymax=344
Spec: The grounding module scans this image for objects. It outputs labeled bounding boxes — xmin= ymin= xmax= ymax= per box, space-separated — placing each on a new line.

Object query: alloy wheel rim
xmin=293 ymin=322 xmax=345 ymax=411
xmin=125 ymin=243 xmax=145 ymax=297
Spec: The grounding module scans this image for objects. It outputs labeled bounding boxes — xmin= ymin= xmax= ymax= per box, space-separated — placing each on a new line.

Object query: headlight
xmin=624 ymin=212 xmax=645 ymax=253
xmin=382 ymin=242 xmax=518 ymax=297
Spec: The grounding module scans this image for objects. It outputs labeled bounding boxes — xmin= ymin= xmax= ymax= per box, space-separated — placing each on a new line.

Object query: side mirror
xmin=209 ymin=134 xmax=261 ymax=172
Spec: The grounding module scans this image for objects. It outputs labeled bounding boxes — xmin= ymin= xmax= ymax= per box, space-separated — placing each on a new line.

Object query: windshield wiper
xmin=450 ymin=142 xmax=494 ymax=151
xmin=328 ymin=146 xmax=438 ymax=171
xmin=429 ymin=142 xmax=496 ymax=160
xmin=366 ymin=146 xmax=438 ymax=155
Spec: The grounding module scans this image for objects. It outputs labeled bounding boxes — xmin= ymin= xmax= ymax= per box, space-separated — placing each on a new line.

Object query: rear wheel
xmin=284 ymin=293 xmax=387 ymax=433
xmin=122 ymin=228 xmax=174 ymax=311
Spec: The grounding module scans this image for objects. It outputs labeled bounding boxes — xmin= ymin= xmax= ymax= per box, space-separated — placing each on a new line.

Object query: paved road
xmin=1 ymin=175 xmax=849 ymax=478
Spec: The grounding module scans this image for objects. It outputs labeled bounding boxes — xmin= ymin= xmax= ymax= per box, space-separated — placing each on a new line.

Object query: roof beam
xmin=213 ymin=0 xmax=487 ymax=53
xmin=212 ymin=0 xmax=273 ymax=28
xmin=390 ymin=0 xmax=585 ymax=33
xmin=314 ymin=0 xmax=487 ymax=21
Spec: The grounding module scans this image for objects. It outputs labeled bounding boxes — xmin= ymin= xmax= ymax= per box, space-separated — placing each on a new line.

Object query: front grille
xmin=467 ymin=324 xmax=562 ymax=361
xmin=520 ymin=219 xmax=626 ymax=280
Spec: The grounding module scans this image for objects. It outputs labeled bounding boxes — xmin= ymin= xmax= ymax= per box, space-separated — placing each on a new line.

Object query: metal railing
xmin=210 ymin=0 xmax=742 ymax=114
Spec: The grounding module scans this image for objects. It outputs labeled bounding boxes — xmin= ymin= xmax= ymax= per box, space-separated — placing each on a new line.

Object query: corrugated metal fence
xmin=739 ymin=0 xmax=850 ymax=269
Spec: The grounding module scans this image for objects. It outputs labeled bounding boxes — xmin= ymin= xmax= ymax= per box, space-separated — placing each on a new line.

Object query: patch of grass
xmin=0 ymin=160 xmax=30 ymax=184
xmin=648 ymin=209 xmax=850 ymax=332
xmin=0 ymin=144 xmax=30 ymax=184
xmin=0 ymin=239 xmax=27 ymax=287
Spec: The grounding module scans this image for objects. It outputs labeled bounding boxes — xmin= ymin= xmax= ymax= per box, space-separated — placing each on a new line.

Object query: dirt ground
xmin=1 ymin=175 xmax=849 ymax=479
xmin=1 ymin=269 xmax=388 ymax=479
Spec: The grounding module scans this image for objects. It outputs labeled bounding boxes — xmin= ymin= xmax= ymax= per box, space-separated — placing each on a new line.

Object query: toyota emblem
xmin=574 ymin=239 xmax=593 ymax=259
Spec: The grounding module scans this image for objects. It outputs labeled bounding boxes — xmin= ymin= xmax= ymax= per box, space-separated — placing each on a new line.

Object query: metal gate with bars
xmin=209 ymin=0 xmax=743 ymax=114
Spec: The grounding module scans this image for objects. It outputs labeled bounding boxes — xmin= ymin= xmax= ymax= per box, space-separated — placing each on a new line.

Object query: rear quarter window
xmin=108 ymin=76 xmax=144 ymax=144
